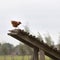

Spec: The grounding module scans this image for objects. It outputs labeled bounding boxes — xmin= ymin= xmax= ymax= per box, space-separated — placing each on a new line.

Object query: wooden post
xmin=33 ymin=48 xmax=39 ymax=60
xmin=40 ymin=50 xmax=45 ymax=60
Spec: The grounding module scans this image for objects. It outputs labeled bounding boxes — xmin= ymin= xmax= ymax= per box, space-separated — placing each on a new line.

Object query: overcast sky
xmin=0 ymin=0 xmax=60 ymax=46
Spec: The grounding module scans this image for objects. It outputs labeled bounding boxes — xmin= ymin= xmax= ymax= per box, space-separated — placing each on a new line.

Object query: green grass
xmin=45 ymin=56 xmax=51 ymax=60
xmin=0 ymin=55 xmax=51 ymax=60
xmin=0 ymin=55 xmax=31 ymax=60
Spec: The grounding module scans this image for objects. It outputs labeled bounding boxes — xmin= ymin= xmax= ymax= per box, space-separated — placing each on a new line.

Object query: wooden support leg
xmin=33 ymin=48 xmax=39 ymax=60
xmin=40 ymin=50 xmax=45 ymax=60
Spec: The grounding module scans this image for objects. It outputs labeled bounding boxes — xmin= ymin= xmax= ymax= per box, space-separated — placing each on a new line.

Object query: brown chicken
xmin=11 ymin=20 xmax=21 ymax=27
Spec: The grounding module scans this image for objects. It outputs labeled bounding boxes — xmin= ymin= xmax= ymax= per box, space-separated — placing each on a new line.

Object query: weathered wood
xmin=8 ymin=29 xmax=60 ymax=60
xmin=40 ymin=50 xmax=45 ymax=60
xmin=33 ymin=48 xmax=39 ymax=60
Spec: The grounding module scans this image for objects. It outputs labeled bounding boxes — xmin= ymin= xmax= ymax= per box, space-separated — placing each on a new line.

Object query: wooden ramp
xmin=8 ymin=29 xmax=60 ymax=60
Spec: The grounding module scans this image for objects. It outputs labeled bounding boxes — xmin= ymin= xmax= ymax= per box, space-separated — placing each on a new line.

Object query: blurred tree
xmin=14 ymin=45 xmax=20 ymax=55
xmin=24 ymin=24 xmax=30 ymax=33
xmin=23 ymin=44 xmax=33 ymax=55
xmin=57 ymin=33 xmax=60 ymax=50
xmin=19 ymin=43 xmax=26 ymax=60
xmin=14 ymin=43 xmax=33 ymax=55
xmin=37 ymin=32 xmax=43 ymax=41
xmin=0 ymin=43 xmax=3 ymax=55
xmin=44 ymin=33 xmax=54 ymax=46
xmin=24 ymin=44 xmax=33 ymax=60
xmin=1 ymin=43 xmax=14 ymax=55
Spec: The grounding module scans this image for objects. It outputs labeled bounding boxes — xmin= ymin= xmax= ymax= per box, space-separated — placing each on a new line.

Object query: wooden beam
xmin=40 ymin=50 xmax=45 ymax=60
xmin=33 ymin=48 xmax=39 ymax=60
xmin=8 ymin=29 xmax=60 ymax=60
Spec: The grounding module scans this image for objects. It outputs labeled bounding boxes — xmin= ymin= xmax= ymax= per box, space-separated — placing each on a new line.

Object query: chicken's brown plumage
xmin=11 ymin=20 xmax=21 ymax=27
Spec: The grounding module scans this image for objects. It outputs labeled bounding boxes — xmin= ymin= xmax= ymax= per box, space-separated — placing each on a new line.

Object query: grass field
xmin=0 ymin=55 xmax=31 ymax=60
xmin=0 ymin=55 xmax=51 ymax=60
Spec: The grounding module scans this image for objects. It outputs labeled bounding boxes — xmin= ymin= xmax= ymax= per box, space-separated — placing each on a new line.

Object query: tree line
xmin=0 ymin=43 xmax=33 ymax=55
